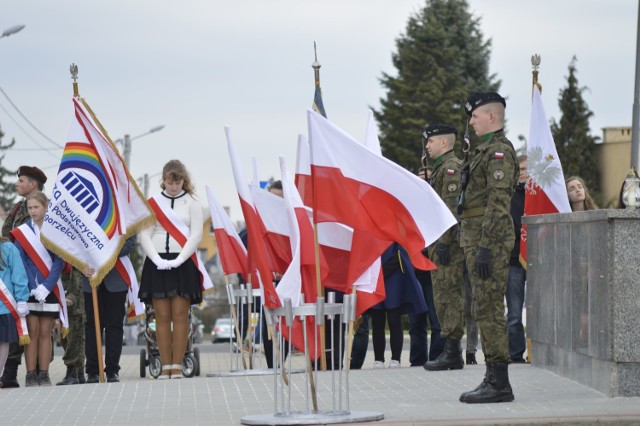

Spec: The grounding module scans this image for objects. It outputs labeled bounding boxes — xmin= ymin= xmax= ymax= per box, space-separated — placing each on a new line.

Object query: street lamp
xmin=1 ymin=25 xmax=25 ymax=39
xmin=115 ymin=125 xmax=165 ymax=167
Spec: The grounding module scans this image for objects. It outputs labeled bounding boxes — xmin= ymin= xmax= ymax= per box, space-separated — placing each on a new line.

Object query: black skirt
xmin=138 ymin=253 xmax=203 ymax=305
xmin=27 ymin=292 xmax=60 ymax=318
xmin=0 ymin=313 xmax=18 ymax=343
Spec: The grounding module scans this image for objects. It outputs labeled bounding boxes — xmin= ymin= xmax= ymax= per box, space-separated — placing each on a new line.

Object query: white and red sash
xmin=0 ymin=278 xmax=29 ymax=345
xmin=10 ymin=224 xmax=69 ymax=329
xmin=113 ymin=256 xmax=144 ymax=319
xmin=148 ymin=195 xmax=213 ymax=293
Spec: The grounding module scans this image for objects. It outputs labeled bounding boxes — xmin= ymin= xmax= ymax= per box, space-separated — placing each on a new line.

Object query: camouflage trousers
xmin=61 ymin=313 xmax=85 ymax=370
xmin=429 ymin=244 xmax=465 ymax=340
xmin=463 ymin=241 xmax=511 ymax=364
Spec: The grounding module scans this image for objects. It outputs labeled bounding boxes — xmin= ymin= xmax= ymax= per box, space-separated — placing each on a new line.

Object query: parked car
xmin=211 ymin=318 xmax=235 ymax=343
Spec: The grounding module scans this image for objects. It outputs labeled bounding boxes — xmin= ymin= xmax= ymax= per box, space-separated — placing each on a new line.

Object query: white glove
xmin=34 ymin=284 xmax=50 ymax=303
xmin=151 ymin=256 xmax=172 ymax=271
xmin=167 ymin=255 xmax=186 ymax=269
xmin=16 ymin=301 xmax=29 ymax=317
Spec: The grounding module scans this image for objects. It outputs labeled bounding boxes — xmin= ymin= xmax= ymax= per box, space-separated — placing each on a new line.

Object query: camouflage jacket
xmin=460 ymin=130 xmax=518 ymax=248
xmin=2 ymin=200 xmax=29 ymax=238
xmin=430 ymin=149 xmax=462 ymax=246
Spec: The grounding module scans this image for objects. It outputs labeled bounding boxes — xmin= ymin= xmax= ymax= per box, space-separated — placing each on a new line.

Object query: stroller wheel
xmin=193 ymin=346 xmax=201 ymax=376
xmin=140 ymin=349 xmax=147 ymax=377
xmin=149 ymin=355 xmax=162 ymax=379
xmin=182 ymin=353 xmax=198 ymax=378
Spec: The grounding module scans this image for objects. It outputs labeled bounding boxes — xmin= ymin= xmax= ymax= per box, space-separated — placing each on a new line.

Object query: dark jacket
xmin=82 ymin=236 xmax=136 ymax=293
xmin=509 ymin=182 xmax=525 ymax=266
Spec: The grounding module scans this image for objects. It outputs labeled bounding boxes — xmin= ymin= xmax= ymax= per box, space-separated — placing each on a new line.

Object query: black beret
xmin=17 ymin=165 xmax=47 ymax=185
xmin=464 ymin=92 xmax=506 ymax=116
xmin=423 ymin=124 xmax=457 ymax=139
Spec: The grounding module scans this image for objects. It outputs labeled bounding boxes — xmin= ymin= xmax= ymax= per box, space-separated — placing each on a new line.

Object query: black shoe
xmin=510 ymin=356 xmax=528 ymax=364
xmin=25 ymin=371 xmax=39 ymax=387
xmin=0 ymin=360 xmax=20 ymax=388
xmin=459 ymin=363 xmax=515 ymax=404
xmin=77 ymin=372 xmax=86 ymax=384
xmin=106 ymin=373 xmax=119 ymax=383
xmin=424 ymin=338 xmax=464 ymax=371
xmin=86 ymin=374 xmax=100 ymax=384
xmin=466 ymin=352 xmax=478 ymax=365
xmin=56 ymin=366 xmax=79 ymax=386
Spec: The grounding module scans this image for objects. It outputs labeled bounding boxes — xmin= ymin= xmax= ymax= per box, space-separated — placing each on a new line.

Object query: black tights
xmin=371 ymin=307 xmax=403 ymax=363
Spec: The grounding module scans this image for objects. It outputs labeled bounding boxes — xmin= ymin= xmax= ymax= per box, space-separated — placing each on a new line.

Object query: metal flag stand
xmin=241 ymin=293 xmax=384 ymax=425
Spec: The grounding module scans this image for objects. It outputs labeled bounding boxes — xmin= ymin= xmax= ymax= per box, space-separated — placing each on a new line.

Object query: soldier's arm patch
xmin=447 ymin=183 xmax=458 ymax=193
xmin=494 ymin=152 xmax=504 ymax=159
xmin=493 ymin=169 xmax=505 ymax=181
xmin=446 ymin=169 xmax=456 ymax=175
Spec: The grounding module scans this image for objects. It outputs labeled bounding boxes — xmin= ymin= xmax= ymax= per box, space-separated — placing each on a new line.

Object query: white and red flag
xmin=40 ymin=98 xmax=154 ymax=286
xmin=225 ymin=126 xmax=281 ymax=309
xmin=521 ymin=87 xmax=571 ymax=266
xmin=307 ymin=109 xmax=455 ymax=275
xmin=205 ymin=186 xmax=249 ymax=280
xmin=276 ymin=157 xmax=327 ymax=359
xmin=113 ymin=256 xmax=144 ymax=319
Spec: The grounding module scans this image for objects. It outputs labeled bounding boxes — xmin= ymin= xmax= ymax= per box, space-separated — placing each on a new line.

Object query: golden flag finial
xmin=531 ymin=54 xmax=542 ymax=96
xmin=70 ymin=63 xmax=79 ymax=98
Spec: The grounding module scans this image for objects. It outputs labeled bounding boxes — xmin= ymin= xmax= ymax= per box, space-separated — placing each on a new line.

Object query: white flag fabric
xmin=41 ymin=98 xmax=154 ymax=285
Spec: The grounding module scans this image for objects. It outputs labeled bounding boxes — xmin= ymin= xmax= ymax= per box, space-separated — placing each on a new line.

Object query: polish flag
xmin=205 ymin=185 xmax=249 ymax=279
xmin=521 ymin=87 xmax=571 ymax=267
xmin=250 ymin=184 xmax=292 ymax=275
xmin=295 ymin=134 xmax=385 ymax=314
xmin=225 ymin=126 xmax=280 ymax=309
xmin=307 ymin=109 xmax=455 ymax=273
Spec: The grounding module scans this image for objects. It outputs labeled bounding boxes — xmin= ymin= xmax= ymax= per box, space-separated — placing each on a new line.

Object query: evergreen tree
xmin=0 ymin=126 xmax=16 ymax=213
xmin=374 ymin=0 xmax=500 ymax=172
xmin=550 ymin=56 xmax=600 ymax=199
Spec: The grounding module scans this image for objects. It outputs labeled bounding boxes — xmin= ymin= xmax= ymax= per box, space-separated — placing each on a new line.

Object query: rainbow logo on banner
xmin=58 ymin=142 xmax=118 ymax=238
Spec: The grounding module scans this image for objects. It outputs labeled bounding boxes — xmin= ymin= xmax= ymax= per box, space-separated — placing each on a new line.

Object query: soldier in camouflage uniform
xmin=458 ymin=93 xmax=517 ymax=404
xmin=56 ymin=268 xmax=85 ymax=385
xmin=421 ymin=124 xmax=466 ymax=372
xmin=0 ymin=166 xmax=47 ymax=389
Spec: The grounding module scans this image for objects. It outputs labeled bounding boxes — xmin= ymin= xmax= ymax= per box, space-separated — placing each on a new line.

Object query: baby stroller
xmin=139 ymin=304 xmax=201 ymax=378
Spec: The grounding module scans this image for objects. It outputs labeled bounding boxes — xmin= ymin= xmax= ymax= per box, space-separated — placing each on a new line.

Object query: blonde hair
xmin=160 ymin=160 xmax=194 ymax=195
xmin=565 ymin=176 xmax=598 ymax=211
xmin=26 ymin=191 xmax=49 ymax=208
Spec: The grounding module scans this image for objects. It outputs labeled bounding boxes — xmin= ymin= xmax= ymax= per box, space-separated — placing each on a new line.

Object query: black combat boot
xmin=423 ymin=338 xmax=464 ymax=371
xmin=466 ymin=351 xmax=477 ymax=365
xmin=459 ymin=363 xmax=514 ymax=403
xmin=0 ymin=359 xmax=20 ymax=388
xmin=56 ymin=366 xmax=79 ymax=385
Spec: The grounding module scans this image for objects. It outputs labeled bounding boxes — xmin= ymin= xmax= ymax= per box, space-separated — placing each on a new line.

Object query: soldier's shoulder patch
xmin=447 ymin=183 xmax=458 ymax=193
xmin=493 ymin=169 xmax=505 ymax=181
xmin=446 ymin=169 xmax=456 ymax=175
xmin=494 ymin=152 xmax=504 ymax=159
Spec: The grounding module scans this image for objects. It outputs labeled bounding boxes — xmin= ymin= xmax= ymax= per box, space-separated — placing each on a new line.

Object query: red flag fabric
xmin=225 ymin=126 xmax=280 ymax=309
xmin=205 ymin=186 xmax=249 ymax=279
xmin=307 ymin=109 xmax=455 ymax=274
xmin=521 ymin=87 xmax=571 ymax=267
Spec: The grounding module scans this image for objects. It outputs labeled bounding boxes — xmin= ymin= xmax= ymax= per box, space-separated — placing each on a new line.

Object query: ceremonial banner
xmin=226 ymin=126 xmax=281 ymax=309
xmin=307 ymin=109 xmax=454 ymax=274
xmin=521 ymin=87 xmax=571 ymax=267
xmin=205 ymin=186 xmax=249 ymax=279
xmin=41 ymin=98 xmax=154 ymax=285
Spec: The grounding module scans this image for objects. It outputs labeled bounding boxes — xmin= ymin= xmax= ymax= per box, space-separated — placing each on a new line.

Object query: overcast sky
xmin=1 ymin=0 xmax=637 ymax=221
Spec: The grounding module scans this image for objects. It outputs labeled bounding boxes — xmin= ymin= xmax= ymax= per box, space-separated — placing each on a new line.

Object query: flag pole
xmin=70 ymin=63 xmax=106 ymax=383
xmin=311 ymin=43 xmax=327 ymax=371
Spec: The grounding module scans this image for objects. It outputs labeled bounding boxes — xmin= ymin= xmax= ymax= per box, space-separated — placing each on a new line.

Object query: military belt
xmin=460 ymin=206 xmax=485 ymax=219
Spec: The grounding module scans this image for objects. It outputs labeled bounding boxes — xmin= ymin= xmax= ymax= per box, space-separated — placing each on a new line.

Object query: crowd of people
xmin=0 ymin=91 xmax=622 ymax=406
xmin=0 ymin=159 xmax=203 ymax=387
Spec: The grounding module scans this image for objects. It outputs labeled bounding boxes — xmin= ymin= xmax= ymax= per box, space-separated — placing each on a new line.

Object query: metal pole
xmin=143 ymin=173 xmax=149 ymax=198
xmin=124 ymin=133 xmax=132 ymax=168
xmin=631 ymin=0 xmax=640 ymax=170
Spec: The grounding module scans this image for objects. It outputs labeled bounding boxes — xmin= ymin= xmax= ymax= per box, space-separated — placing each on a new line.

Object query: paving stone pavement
xmin=1 ymin=341 xmax=639 ymax=425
